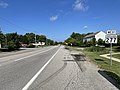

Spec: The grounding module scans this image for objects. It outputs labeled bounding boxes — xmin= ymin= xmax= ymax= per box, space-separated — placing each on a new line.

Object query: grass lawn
xmin=67 ymin=46 xmax=120 ymax=86
xmin=112 ymin=54 xmax=120 ymax=59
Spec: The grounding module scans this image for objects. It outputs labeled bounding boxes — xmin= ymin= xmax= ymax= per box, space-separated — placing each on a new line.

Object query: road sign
xmin=107 ymin=30 xmax=116 ymax=34
xmin=105 ymin=35 xmax=117 ymax=44
xmin=105 ymin=30 xmax=117 ymax=66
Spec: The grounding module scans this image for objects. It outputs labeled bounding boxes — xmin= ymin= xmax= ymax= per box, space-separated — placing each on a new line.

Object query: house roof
xmin=84 ymin=32 xmax=99 ymax=39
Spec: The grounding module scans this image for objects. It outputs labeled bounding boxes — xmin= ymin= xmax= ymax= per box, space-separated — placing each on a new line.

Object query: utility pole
xmin=35 ymin=34 xmax=36 ymax=44
xmin=0 ymin=27 xmax=1 ymax=48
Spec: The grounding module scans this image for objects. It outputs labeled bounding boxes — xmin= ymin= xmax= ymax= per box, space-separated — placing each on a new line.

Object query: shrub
xmin=85 ymin=46 xmax=106 ymax=52
xmin=27 ymin=44 xmax=35 ymax=48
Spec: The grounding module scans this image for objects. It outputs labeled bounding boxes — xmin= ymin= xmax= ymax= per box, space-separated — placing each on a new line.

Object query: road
xmin=0 ymin=46 xmax=119 ymax=90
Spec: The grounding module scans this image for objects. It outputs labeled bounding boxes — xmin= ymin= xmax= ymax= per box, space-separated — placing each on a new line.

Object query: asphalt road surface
xmin=0 ymin=46 xmax=119 ymax=90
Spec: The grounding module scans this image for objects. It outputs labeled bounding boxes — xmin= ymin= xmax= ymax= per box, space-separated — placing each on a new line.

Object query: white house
xmin=83 ymin=31 xmax=106 ymax=42
xmin=32 ymin=42 xmax=45 ymax=46
xmin=0 ymin=44 xmax=1 ymax=48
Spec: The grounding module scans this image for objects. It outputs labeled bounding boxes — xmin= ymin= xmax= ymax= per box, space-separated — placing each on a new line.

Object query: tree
xmin=87 ymin=41 xmax=92 ymax=47
xmin=19 ymin=35 xmax=29 ymax=44
xmin=6 ymin=33 xmax=20 ymax=49
xmin=64 ymin=32 xmax=86 ymax=46
xmin=92 ymin=38 xmax=96 ymax=46
xmin=117 ymin=35 xmax=120 ymax=46
xmin=39 ymin=35 xmax=46 ymax=42
xmin=0 ymin=31 xmax=5 ymax=48
xmin=25 ymin=33 xmax=35 ymax=44
xmin=97 ymin=39 xmax=104 ymax=45
xmin=46 ymin=39 xmax=54 ymax=45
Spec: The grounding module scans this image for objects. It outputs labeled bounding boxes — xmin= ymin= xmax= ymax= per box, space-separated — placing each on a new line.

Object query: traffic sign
xmin=107 ymin=30 xmax=116 ymax=34
xmin=105 ymin=35 xmax=117 ymax=44
xmin=105 ymin=30 xmax=117 ymax=66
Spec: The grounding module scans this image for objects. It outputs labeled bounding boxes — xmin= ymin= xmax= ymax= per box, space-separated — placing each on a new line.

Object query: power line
xmin=0 ymin=16 xmax=30 ymax=33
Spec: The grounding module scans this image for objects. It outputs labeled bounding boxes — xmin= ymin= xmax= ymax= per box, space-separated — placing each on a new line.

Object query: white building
xmin=32 ymin=42 xmax=45 ymax=46
xmin=83 ymin=31 xmax=106 ymax=42
xmin=0 ymin=44 xmax=1 ymax=48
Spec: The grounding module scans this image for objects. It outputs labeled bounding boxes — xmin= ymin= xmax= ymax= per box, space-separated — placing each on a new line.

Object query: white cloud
xmin=83 ymin=25 xmax=88 ymax=29
xmin=73 ymin=0 xmax=88 ymax=11
xmin=50 ymin=15 xmax=58 ymax=22
xmin=0 ymin=1 xmax=8 ymax=8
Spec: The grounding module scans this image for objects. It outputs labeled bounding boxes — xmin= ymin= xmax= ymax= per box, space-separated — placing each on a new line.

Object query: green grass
xmin=112 ymin=54 xmax=120 ymax=59
xmin=67 ymin=46 xmax=120 ymax=85
xmin=83 ymin=50 xmax=120 ymax=85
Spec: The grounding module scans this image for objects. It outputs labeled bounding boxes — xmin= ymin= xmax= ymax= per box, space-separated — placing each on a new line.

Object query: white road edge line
xmin=22 ymin=47 xmax=61 ymax=90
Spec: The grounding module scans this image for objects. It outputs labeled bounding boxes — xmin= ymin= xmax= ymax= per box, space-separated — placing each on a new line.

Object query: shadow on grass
xmin=95 ymin=58 xmax=108 ymax=64
xmin=113 ymin=46 xmax=120 ymax=52
xmin=95 ymin=59 xmax=104 ymax=61
xmin=98 ymin=70 xmax=120 ymax=89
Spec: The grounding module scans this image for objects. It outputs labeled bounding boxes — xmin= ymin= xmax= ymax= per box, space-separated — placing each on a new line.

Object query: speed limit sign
xmin=105 ymin=35 xmax=117 ymax=44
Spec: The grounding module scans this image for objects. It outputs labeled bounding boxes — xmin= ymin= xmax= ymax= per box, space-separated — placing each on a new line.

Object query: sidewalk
xmin=100 ymin=52 xmax=120 ymax=63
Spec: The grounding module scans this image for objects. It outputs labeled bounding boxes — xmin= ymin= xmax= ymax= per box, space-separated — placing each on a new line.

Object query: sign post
xmin=105 ymin=30 xmax=117 ymax=66
xmin=110 ymin=42 xmax=112 ymax=66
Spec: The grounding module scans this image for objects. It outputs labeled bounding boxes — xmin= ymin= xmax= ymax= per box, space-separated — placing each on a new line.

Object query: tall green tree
xmin=92 ymin=38 xmax=96 ymax=46
xmin=39 ymin=35 xmax=46 ymax=42
xmin=0 ymin=31 xmax=5 ymax=47
xmin=25 ymin=33 xmax=35 ymax=44
xmin=46 ymin=39 xmax=54 ymax=45
xmin=6 ymin=32 xmax=20 ymax=50
xmin=64 ymin=32 xmax=85 ymax=46
xmin=97 ymin=39 xmax=105 ymax=45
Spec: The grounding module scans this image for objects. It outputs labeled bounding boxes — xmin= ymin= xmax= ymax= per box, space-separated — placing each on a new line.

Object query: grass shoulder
xmin=108 ymin=54 xmax=120 ymax=59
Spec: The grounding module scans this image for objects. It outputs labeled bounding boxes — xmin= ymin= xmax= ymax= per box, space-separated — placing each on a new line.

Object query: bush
xmin=27 ymin=44 xmax=35 ymax=48
xmin=85 ymin=46 xmax=106 ymax=52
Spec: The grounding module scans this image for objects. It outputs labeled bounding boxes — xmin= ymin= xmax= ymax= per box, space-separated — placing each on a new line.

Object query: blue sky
xmin=0 ymin=0 xmax=120 ymax=41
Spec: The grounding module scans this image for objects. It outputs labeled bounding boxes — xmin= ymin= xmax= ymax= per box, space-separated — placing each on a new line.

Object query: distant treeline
xmin=0 ymin=31 xmax=59 ymax=50
xmin=64 ymin=32 xmax=120 ymax=47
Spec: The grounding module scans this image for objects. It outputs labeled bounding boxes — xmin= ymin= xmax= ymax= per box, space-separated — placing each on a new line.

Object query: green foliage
xmin=92 ymin=38 xmax=96 ymax=46
xmin=117 ymin=35 xmax=120 ymax=46
xmin=86 ymin=41 xmax=93 ymax=47
xmin=5 ymin=33 xmax=20 ymax=50
xmin=0 ymin=33 xmax=5 ymax=45
xmin=46 ymin=39 xmax=54 ymax=45
xmin=83 ymin=49 xmax=120 ymax=85
xmin=39 ymin=35 xmax=46 ymax=42
xmin=25 ymin=33 xmax=35 ymax=44
xmin=97 ymin=39 xmax=105 ymax=45
xmin=85 ymin=46 xmax=107 ymax=52
xmin=0 ymin=31 xmax=57 ymax=50
xmin=19 ymin=35 xmax=29 ymax=44
xmin=27 ymin=44 xmax=35 ymax=48
xmin=105 ymin=71 xmax=120 ymax=84
xmin=7 ymin=41 xmax=16 ymax=50
xmin=64 ymin=32 xmax=85 ymax=46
